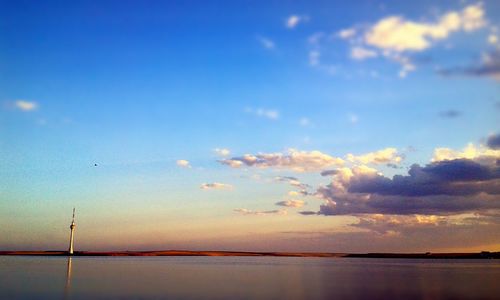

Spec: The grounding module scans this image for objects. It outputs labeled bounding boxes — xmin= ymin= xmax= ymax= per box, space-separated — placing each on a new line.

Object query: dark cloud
xmin=438 ymin=110 xmax=462 ymax=118
xmin=275 ymin=176 xmax=299 ymax=182
xmin=348 ymin=159 xmax=500 ymax=197
xmin=320 ymin=193 xmax=499 ymax=216
xmin=315 ymin=158 xmax=500 ymax=216
xmin=487 ymin=133 xmax=500 ymax=150
xmin=274 ymin=176 xmax=311 ymax=191
xmin=438 ymin=49 xmax=500 ymax=80
xmin=299 ymin=211 xmax=318 ymax=215
xmin=386 ymin=163 xmax=401 ymax=169
xmin=320 ymin=170 xmax=338 ymax=176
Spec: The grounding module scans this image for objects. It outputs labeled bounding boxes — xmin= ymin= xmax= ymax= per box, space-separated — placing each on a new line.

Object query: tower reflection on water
xmin=65 ymin=208 xmax=75 ymax=299
xmin=64 ymin=257 xmax=72 ymax=299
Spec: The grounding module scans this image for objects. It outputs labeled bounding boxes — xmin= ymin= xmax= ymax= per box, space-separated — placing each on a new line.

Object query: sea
xmin=0 ymin=256 xmax=499 ymax=299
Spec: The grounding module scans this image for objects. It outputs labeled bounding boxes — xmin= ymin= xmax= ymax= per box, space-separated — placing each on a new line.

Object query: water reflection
xmin=64 ymin=257 xmax=72 ymax=299
xmin=0 ymin=256 xmax=498 ymax=300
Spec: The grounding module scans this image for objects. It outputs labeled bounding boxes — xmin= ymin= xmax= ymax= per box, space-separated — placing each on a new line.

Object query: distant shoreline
xmin=0 ymin=250 xmax=498 ymax=259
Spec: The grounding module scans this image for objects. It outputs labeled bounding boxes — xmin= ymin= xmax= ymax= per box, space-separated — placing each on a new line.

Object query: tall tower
xmin=68 ymin=208 xmax=76 ymax=255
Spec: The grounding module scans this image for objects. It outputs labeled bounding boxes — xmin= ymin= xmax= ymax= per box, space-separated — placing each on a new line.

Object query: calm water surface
xmin=0 ymin=256 xmax=499 ymax=299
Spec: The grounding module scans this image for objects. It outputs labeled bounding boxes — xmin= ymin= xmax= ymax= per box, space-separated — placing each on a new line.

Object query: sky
xmin=1 ymin=0 xmax=499 ymax=252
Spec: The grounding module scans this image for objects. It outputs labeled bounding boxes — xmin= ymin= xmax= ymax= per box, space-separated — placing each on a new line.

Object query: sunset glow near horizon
xmin=1 ymin=0 xmax=499 ymax=253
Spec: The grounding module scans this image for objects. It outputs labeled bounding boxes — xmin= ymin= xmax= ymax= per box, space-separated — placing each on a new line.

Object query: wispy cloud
xmin=234 ymin=208 xmax=287 ymax=216
xmin=308 ymin=50 xmax=320 ymax=66
xmin=176 ymin=160 xmax=191 ymax=168
xmin=299 ymin=117 xmax=311 ymax=127
xmin=200 ymin=182 xmax=233 ymax=190
xmin=488 ymin=34 xmax=498 ymax=44
xmin=220 ymin=149 xmax=344 ymax=172
xmin=286 ymin=15 xmax=308 ymax=29
xmin=299 ymin=211 xmax=318 ymax=215
xmin=275 ymin=199 xmax=305 ymax=208
xmin=245 ymin=107 xmax=280 ymax=120
xmin=438 ymin=49 xmax=500 ymax=81
xmin=338 ymin=28 xmax=356 ymax=39
xmin=274 ymin=176 xmax=312 ymax=196
xmin=308 ymin=32 xmax=324 ymax=45
xmin=350 ymin=47 xmax=378 ymax=60
xmin=214 ymin=148 xmax=231 ymax=157
xmin=256 ymin=35 xmax=275 ymax=50
xmin=348 ymin=113 xmax=359 ymax=124
xmin=438 ymin=109 xmax=462 ymax=118
xmin=14 ymin=100 xmax=38 ymax=111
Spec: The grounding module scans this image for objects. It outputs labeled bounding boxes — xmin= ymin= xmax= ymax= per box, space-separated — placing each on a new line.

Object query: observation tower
xmin=68 ymin=208 xmax=76 ymax=255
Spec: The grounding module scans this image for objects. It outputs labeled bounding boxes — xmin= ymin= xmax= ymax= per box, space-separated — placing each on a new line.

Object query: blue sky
xmin=1 ymin=0 xmax=499 ymax=252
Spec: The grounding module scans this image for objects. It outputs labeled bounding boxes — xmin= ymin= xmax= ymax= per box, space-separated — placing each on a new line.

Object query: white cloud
xmin=462 ymin=4 xmax=486 ymax=31
xmin=257 ymin=36 xmax=275 ymax=50
xmin=299 ymin=117 xmax=310 ymax=126
xmin=220 ymin=149 xmax=345 ymax=172
xmin=275 ymin=200 xmax=305 ymax=208
xmin=176 ymin=160 xmax=191 ymax=168
xmin=348 ymin=114 xmax=359 ymax=124
xmin=14 ymin=100 xmax=38 ymax=111
xmin=221 ymin=159 xmax=243 ymax=168
xmin=214 ymin=148 xmax=231 ymax=157
xmin=245 ymin=107 xmax=280 ymax=120
xmin=257 ymin=109 xmax=279 ymax=119
xmin=338 ymin=28 xmax=356 ymax=39
xmin=489 ymin=26 xmax=498 ymax=44
xmin=200 ymin=182 xmax=233 ymax=190
xmin=346 ymin=148 xmax=403 ymax=165
xmin=488 ymin=34 xmax=498 ymax=44
xmin=234 ymin=208 xmax=287 ymax=216
xmin=334 ymin=3 xmax=486 ymax=77
xmin=308 ymin=32 xmax=324 ymax=45
xmin=432 ymin=143 xmax=500 ymax=165
xmin=286 ymin=15 xmax=308 ymax=29
xmin=309 ymin=50 xmax=320 ymax=66
xmin=387 ymin=53 xmax=416 ymax=78
xmin=350 ymin=47 xmax=378 ymax=60
xmin=365 ymin=3 xmax=485 ymax=52
xmin=320 ymin=165 xmax=380 ymax=194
